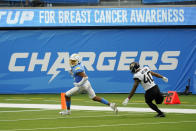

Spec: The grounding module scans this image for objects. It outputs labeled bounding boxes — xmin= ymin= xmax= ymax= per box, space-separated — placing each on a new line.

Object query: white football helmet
xmin=69 ymin=53 xmax=81 ymax=67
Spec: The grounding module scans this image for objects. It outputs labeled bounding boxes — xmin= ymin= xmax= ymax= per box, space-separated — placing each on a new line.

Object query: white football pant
xmin=66 ymin=80 xmax=96 ymax=99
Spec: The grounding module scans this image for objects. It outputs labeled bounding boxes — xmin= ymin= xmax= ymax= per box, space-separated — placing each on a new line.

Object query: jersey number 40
xmin=144 ymin=71 xmax=154 ymax=84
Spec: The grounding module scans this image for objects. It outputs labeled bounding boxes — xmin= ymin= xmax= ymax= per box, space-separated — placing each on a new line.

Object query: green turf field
xmin=0 ymin=94 xmax=196 ymax=131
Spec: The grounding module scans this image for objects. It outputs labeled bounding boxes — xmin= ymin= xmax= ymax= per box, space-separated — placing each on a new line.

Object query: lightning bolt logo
xmin=47 ymin=69 xmax=61 ymax=83
xmin=47 ymin=52 xmax=70 ymax=83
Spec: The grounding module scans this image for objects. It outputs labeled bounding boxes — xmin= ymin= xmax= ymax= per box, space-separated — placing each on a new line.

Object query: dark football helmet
xmin=129 ymin=62 xmax=140 ymax=73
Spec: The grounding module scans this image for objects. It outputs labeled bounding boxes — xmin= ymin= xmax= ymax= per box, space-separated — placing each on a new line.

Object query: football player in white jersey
xmin=59 ymin=53 xmax=118 ymax=115
xmin=122 ymin=62 xmax=168 ymax=117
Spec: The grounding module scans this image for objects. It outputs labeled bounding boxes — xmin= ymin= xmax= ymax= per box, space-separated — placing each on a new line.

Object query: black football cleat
xmin=155 ymin=113 xmax=166 ymax=118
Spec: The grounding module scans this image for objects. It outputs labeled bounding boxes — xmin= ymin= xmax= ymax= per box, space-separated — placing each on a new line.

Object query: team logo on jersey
xmin=75 ymin=67 xmax=81 ymax=70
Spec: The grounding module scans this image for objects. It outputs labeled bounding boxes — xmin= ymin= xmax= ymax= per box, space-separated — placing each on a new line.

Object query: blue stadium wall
xmin=0 ymin=7 xmax=196 ymax=94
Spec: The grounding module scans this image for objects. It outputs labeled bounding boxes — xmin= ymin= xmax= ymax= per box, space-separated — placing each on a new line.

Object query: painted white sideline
xmin=1 ymin=103 xmax=196 ymax=114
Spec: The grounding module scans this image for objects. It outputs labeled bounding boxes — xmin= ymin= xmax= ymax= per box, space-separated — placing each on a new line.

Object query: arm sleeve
xmin=133 ymin=74 xmax=141 ymax=82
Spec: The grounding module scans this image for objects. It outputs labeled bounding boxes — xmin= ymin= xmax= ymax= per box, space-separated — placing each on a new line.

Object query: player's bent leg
xmin=59 ymin=87 xmax=80 ymax=115
xmin=155 ymin=95 xmax=164 ymax=104
xmin=145 ymin=100 xmax=165 ymax=117
xmin=85 ymin=81 xmax=110 ymax=105
xmin=65 ymin=95 xmax=71 ymax=111
xmin=145 ymin=87 xmax=165 ymax=117
xmin=92 ymin=96 xmax=109 ymax=105
xmin=84 ymin=81 xmax=118 ymax=113
xmin=92 ymin=96 xmax=118 ymax=113
xmin=59 ymin=94 xmax=71 ymax=115
xmin=85 ymin=82 xmax=109 ymax=105
xmin=146 ymin=101 xmax=162 ymax=114
xmin=154 ymin=86 xmax=164 ymax=104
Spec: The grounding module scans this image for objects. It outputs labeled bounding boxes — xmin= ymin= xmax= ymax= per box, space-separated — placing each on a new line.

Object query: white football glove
xmin=122 ymin=98 xmax=130 ymax=106
xmin=162 ymin=77 xmax=168 ymax=83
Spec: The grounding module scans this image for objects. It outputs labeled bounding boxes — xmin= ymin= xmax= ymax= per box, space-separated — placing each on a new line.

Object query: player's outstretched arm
xmin=122 ymin=79 xmax=139 ymax=105
xmin=150 ymin=71 xmax=168 ymax=83
xmin=128 ymin=79 xmax=139 ymax=99
xmin=150 ymin=71 xmax=163 ymax=78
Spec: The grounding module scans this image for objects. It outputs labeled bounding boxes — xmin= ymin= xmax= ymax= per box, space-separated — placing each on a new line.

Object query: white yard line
xmin=0 ymin=113 xmax=138 ymax=122
xmin=0 ymin=121 xmax=196 ymax=131
xmin=1 ymin=103 xmax=196 ymax=114
xmin=5 ymin=99 xmax=32 ymax=101
xmin=0 ymin=109 xmax=46 ymax=113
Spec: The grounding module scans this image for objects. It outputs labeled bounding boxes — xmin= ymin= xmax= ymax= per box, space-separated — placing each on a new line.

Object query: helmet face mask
xmin=69 ymin=53 xmax=81 ymax=67
xmin=69 ymin=59 xmax=78 ymax=67
xmin=129 ymin=62 xmax=140 ymax=73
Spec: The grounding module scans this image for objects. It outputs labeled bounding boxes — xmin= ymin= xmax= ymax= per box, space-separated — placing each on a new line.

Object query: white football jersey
xmin=133 ymin=66 xmax=156 ymax=91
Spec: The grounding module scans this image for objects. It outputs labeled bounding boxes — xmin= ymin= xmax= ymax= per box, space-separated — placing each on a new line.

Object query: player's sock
xmin=100 ymin=98 xmax=109 ymax=105
xmin=66 ymin=101 xmax=71 ymax=110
